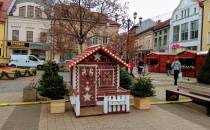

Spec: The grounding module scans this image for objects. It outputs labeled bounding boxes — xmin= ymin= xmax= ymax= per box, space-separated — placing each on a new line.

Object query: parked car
xmin=9 ymin=55 xmax=45 ymax=70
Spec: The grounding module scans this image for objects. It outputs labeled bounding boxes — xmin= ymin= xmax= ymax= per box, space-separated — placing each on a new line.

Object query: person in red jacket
xmin=129 ymin=60 xmax=135 ymax=77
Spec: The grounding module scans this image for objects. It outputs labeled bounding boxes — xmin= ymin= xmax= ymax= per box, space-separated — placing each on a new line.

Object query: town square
xmin=0 ymin=0 xmax=210 ymax=130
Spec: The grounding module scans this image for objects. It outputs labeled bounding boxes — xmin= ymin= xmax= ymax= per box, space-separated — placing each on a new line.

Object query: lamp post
xmin=115 ymin=12 xmax=142 ymax=63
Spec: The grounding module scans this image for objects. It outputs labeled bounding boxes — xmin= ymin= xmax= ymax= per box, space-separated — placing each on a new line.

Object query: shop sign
xmin=30 ymin=43 xmax=50 ymax=50
xmin=10 ymin=41 xmax=29 ymax=48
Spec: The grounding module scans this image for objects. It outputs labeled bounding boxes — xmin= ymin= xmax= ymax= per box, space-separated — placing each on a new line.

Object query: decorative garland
xmin=0 ymin=71 xmax=16 ymax=80
xmin=0 ymin=69 xmax=37 ymax=80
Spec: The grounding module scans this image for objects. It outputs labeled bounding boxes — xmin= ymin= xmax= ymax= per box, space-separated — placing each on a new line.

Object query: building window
xmin=12 ymin=30 xmax=19 ymax=41
xmin=181 ymin=11 xmax=184 ymax=18
xmin=103 ymin=32 xmax=109 ymax=45
xmin=35 ymin=7 xmax=42 ymax=18
xmin=181 ymin=23 xmax=188 ymax=41
xmin=207 ymin=32 xmax=210 ymax=44
xmin=173 ymin=25 xmax=179 ymax=42
xmin=194 ymin=8 xmax=197 ymax=14
xmin=186 ymin=46 xmax=197 ymax=51
xmin=92 ymin=33 xmax=98 ymax=45
xmin=190 ymin=20 xmax=198 ymax=39
xmin=187 ymin=8 xmax=190 ymax=17
xmin=176 ymin=15 xmax=178 ymax=20
xmin=27 ymin=31 xmax=33 ymax=42
xmin=19 ymin=6 xmax=26 ymax=17
xmin=40 ymin=32 xmax=47 ymax=43
xmin=208 ymin=10 xmax=210 ymax=21
xmin=154 ymin=32 xmax=157 ymax=36
xmin=164 ymin=29 xmax=167 ymax=34
xmin=154 ymin=38 xmax=158 ymax=47
xmin=159 ymin=31 xmax=162 ymax=35
xmin=27 ymin=6 xmax=34 ymax=17
xmin=158 ymin=37 xmax=162 ymax=47
xmin=163 ymin=35 xmax=167 ymax=45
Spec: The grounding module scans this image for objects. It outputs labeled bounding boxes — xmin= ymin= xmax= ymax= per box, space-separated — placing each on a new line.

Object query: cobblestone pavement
xmin=0 ymin=71 xmax=210 ymax=130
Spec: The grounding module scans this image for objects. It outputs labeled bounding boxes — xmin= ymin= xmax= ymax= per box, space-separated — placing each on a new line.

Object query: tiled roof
xmin=65 ymin=44 xmax=129 ymax=68
xmin=154 ymin=19 xmax=170 ymax=31
xmin=0 ymin=0 xmax=13 ymax=22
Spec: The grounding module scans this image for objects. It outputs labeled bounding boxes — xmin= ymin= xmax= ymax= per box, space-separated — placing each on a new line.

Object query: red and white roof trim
xmin=65 ymin=44 xmax=129 ymax=68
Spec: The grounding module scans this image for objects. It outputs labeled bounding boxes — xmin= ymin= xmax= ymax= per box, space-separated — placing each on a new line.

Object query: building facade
xmin=135 ymin=19 xmax=155 ymax=60
xmin=202 ymin=0 xmax=210 ymax=51
xmin=153 ymin=19 xmax=170 ymax=52
xmin=169 ymin=0 xmax=203 ymax=53
xmin=7 ymin=0 xmax=51 ymax=60
xmin=0 ymin=0 xmax=12 ymax=58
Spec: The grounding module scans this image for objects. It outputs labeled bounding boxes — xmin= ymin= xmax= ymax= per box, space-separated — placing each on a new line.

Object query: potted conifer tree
xmin=38 ymin=61 xmax=68 ymax=113
xmin=131 ymin=76 xmax=155 ymax=110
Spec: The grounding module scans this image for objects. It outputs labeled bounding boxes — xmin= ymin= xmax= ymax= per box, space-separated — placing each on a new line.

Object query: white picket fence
xmin=69 ymin=95 xmax=80 ymax=116
xmin=103 ymin=95 xmax=130 ymax=113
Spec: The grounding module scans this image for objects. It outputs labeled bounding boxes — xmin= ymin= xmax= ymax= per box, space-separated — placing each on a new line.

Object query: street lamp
xmin=115 ymin=12 xmax=142 ymax=63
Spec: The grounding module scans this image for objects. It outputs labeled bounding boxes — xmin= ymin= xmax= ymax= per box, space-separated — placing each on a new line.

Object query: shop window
xmin=150 ymin=60 xmax=158 ymax=65
xmin=181 ymin=23 xmax=188 ymax=41
xmin=179 ymin=58 xmax=196 ymax=70
xmin=27 ymin=6 xmax=34 ymax=17
xmin=173 ymin=25 xmax=179 ymax=42
xmin=27 ymin=31 xmax=33 ymax=42
xmin=12 ymin=30 xmax=19 ymax=41
xmin=190 ymin=20 xmax=198 ymax=39
xmin=40 ymin=32 xmax=47 ymax=43
xmin=19 ymin=6 xmax=26 ymax=17
xmin=35 ymin=7 xmax=42 ymax=18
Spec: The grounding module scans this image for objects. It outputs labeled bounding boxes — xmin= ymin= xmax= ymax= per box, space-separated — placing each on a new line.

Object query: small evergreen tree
xmin=131 ymin=76 xmax=155 ymax=98
xmin=120 ymin=68 xmax=133 ymax=90
xmin=197 ymin=49 xmax=210 ymax=85
xmin=38 ymin=61 xmax=68 ymax=99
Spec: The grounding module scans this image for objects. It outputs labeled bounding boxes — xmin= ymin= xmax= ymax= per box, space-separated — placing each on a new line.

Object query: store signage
xmin=30 ymin=43 xmax=50 ymax=50
xmin=10 ymin=41 xmax=29 ymax=48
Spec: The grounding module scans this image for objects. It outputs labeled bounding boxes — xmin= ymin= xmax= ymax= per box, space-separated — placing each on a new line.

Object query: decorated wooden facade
xmin=177 ymin=51 xmax=208 ymax=77
xmin=146 ymin=52 xmax=175 ymax=73
xmin=66 ymin=45 xmax=130 ymax=116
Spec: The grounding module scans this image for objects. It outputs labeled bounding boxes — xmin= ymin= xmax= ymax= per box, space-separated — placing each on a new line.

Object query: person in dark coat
xmin=138 ymin=60 xmax=144 ymax=74
xmin=166 ymin=60 xmax=171 ymax=77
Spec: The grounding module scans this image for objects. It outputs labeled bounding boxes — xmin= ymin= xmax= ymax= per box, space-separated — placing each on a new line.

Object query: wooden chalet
xmin=65 ymin=45 xmax=130 ymax=116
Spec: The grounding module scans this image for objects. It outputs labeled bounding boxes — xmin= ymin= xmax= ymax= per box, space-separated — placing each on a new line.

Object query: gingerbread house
xmin=65 ymin=45 xmax=130 ymax=116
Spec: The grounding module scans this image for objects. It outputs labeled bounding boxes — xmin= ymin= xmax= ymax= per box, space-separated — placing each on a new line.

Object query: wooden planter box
xmin=134 ymin=97 xmax=151 ymax=110
xmin=50 ymin=99 xmax=65 ymax=113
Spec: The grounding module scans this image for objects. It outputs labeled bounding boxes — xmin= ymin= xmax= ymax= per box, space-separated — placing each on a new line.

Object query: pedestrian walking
xmin=172 ymin=58 xmax=181 ymax=86
xmin=138 ymin=60 xmax=144 ymax=75
xmin=166 ymin=60 xmax=171 ymax=77
xmin=129 ymin=60 xmax=135 ymax=77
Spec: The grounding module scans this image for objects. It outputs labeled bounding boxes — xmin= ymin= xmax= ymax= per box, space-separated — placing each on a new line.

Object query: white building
xmin=7 ymin=0 xmax=51 ymax=60
xmin=169 ymin=0 xmax=203 ymax=53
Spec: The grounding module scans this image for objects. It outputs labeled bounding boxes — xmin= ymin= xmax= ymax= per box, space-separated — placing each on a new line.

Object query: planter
xmin=50 ymin=99 xmax=66 ymax=113
xmin=133 ymin=97 xmax=151 ymax=110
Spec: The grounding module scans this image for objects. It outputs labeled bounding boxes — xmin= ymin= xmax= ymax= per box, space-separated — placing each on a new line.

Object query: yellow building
xmin=0 ymin=0 xmax=12 ymax=61
xmin=202 ymin=0 xmax=210 ymax=51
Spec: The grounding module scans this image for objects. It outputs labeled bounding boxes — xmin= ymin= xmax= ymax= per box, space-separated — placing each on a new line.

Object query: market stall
xmin=146 ymin=52 xmax=175 ymax=73
xmin=177 ymin=51 xmax=207 ymax=77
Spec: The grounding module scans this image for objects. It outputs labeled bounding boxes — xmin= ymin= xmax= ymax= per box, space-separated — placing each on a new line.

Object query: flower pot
xmin=133 ymin=97 xmax=151 ymax=110
xmin=50 ymin=99 xmax=65 ymax=113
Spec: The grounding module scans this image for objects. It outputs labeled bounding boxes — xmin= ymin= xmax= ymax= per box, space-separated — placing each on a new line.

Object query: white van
xmin=9 ymin=55 xmax=45 ymax=70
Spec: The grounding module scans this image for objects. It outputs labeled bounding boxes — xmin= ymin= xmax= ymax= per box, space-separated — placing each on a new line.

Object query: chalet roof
xmin=0 ymin=0 xmax=13 ymax=22
xmin=65 ymin=44 xmax=129 ymax=68
xmin=177 ymin=50 xmax=208 ymax=55
xmin=147 ymin=52 xmax=175 ymax=56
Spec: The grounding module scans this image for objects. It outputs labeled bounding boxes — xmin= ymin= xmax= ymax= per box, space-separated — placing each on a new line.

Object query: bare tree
xmin=43 ymin=0 xmax=128 ymax=56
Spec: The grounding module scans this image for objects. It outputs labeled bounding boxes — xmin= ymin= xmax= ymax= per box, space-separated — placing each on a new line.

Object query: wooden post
xmin=104 ymin=96 xmax=108 ymax=114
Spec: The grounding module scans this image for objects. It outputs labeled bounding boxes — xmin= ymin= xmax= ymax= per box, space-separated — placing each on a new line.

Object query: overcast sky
xmin=126 ymin=0 xmax=181 ymax=21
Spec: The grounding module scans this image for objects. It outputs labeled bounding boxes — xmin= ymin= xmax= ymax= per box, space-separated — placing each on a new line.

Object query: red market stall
xmin=177 ymin=51 xmax=208 ymax=77
xmin=146 ymin=52 xmax=175 ymax=73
